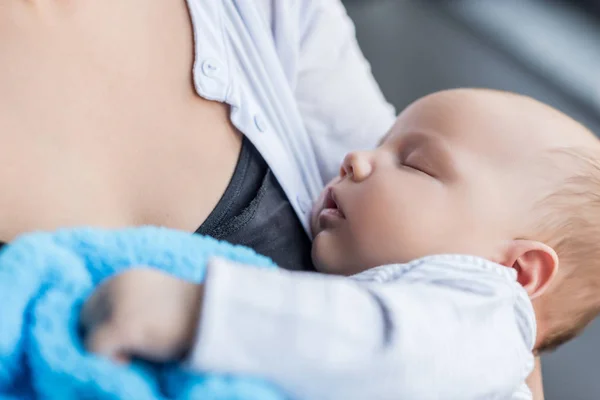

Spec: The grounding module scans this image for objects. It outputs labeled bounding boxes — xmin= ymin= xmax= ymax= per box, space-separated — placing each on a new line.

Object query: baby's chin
xmin=310 ymin=237 xmax=331 ymax=273
xmin=311 ymin=232 xmax=362 ymax=276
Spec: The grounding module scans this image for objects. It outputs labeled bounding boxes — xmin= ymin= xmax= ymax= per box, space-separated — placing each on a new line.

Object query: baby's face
xmin=311 ymin=89 xmax=584 ymax=275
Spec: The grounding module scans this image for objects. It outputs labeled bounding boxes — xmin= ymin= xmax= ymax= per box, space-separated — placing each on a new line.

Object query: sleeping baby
xmin=80 ymin=88 xmax=600 ymax=399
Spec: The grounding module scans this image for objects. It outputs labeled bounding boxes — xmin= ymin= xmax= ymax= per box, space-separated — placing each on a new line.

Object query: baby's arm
xmin=189 ymin=256 xmax=534 ymax=400
xmin=81 ymin=256 xmax=535 ymax=400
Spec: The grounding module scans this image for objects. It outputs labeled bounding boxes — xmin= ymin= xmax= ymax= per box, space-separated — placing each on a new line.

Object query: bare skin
xmin=0 ymin=0 xmax=241 ymax=241
xmin=528 ymin=358 xmax=545 ymax=400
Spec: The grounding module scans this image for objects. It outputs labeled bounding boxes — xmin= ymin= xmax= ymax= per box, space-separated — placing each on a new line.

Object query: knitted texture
xmin=0 ymin=227 xmax=284 ymax=400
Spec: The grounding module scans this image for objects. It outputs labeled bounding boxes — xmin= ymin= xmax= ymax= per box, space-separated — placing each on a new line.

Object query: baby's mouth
xmin=322 ymin=188 xmax=345 ymax=219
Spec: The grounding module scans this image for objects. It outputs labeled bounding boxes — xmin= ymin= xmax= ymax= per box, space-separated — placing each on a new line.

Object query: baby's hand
xmin=80 ymin=268 xmax=204 ymax=364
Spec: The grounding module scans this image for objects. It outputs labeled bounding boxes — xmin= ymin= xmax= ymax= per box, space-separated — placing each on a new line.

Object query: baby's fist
xmin=80 ymin=268 xmax=203 ymax=364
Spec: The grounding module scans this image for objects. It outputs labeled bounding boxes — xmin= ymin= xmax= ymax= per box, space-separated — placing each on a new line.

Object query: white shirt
xmin=190 ymin=255 xmax=535 ymax=400
xmin=186 ymin=0 xmax=396 ymax=235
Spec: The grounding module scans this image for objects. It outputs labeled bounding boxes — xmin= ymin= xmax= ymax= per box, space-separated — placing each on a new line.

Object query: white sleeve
xmin=187 ymin=258 xmax=535 ymax=400
xmin=293 ymin=0 xmax=397 ymax=182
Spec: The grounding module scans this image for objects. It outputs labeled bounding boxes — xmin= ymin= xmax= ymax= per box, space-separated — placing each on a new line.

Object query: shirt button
xmin=201 ymin=58 xmax=222 ymax=78
xmin=254 ymin=114 xmax=268 ymax=133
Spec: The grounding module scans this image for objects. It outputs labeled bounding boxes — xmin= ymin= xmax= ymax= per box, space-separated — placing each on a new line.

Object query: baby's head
xmin=311 ymin=88 xmax=600 ymax=352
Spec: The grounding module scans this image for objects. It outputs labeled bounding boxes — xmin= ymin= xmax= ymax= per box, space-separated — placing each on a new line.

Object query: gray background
xmin=342 ymin=1 xmax=600 ymax=399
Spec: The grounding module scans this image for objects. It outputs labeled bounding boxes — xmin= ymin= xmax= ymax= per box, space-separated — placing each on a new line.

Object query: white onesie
xmin=188 ymin=255 xmax=535 ymax=400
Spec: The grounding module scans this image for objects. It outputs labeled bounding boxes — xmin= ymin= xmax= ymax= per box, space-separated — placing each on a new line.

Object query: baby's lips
xmin=324 ymin=187 xmax=345 ymax=219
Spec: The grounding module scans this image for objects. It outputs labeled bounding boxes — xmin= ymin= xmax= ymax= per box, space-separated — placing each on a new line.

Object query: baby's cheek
xmin=348 ymin=210 xmax=416 ymax=267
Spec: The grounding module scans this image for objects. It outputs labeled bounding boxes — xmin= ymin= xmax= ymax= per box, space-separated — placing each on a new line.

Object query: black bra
xmin=194 ymin=137 xmax=314 ymax=271
xmin=0 ymin=138 xmax=315 ymax=272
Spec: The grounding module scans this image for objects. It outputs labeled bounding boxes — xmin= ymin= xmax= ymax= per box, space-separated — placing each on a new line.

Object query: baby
xmin=80 ymin=89 xmax=600 ymax=399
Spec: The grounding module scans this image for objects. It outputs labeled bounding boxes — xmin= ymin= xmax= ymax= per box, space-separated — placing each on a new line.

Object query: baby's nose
xmin=341 ymin=151 xmax=373 ymax=182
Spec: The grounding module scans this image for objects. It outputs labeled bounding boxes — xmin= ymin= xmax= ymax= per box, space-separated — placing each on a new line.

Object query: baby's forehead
xmin=390 ymin=89 xmax=596 ymax=160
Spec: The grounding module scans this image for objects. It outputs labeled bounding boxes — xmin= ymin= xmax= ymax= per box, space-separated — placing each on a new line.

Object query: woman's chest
xmin=0 ymin=0 xmax=244 ymax=239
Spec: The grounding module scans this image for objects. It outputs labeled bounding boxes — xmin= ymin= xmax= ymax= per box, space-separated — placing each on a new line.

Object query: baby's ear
xmin=501 ymin=240 xmax=559 ymax=299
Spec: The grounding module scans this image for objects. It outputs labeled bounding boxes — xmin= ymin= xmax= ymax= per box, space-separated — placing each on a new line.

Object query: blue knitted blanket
xmin=0 ymin=227 xmax=285 ymax=400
